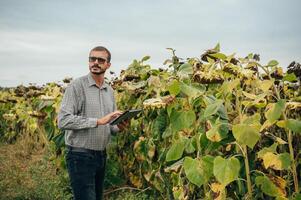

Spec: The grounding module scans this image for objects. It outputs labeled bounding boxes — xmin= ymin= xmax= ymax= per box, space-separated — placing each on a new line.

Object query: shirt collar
xmin=87 ymin=73 xmax=108 ymax=90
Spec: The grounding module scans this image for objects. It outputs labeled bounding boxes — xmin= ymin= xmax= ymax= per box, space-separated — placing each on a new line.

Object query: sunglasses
xmin=89 ymin=57 xmax=107 ymax=64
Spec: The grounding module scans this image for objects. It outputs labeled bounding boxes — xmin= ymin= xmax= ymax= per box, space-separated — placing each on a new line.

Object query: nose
xmin=94 ymin=59 xmax=99 ymax=64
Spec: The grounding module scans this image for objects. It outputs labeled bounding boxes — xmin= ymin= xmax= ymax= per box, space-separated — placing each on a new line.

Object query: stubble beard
xmin=90 ymin=64 xmax=106 ymax=75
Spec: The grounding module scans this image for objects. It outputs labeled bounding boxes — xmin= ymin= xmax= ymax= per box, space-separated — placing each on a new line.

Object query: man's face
xmin=89 ymin=50 xmax=111 ymax=75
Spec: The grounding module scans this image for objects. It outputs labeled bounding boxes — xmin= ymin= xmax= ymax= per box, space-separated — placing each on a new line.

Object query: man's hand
xmin=97 ymin=111 xmax=123 ymax=125
xmin=117 ymin=120 xmax=130 ymax=131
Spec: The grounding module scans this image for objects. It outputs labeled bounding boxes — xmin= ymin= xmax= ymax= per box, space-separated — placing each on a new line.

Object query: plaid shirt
xmin=58 ymin=73 xmax=118 ymax=151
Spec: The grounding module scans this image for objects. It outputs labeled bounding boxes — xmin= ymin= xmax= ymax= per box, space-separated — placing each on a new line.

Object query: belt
xmin=66 ymin=145 xmax=106 ymax=155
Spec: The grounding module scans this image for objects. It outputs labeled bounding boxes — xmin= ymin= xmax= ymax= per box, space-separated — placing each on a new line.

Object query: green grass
xmin=0 ymin=141 xmax=160 ymax=200
xmin=105 ymin=189 xmax=158 ymax=200
xmin=0 ymin=141 xmax=72 ymax=200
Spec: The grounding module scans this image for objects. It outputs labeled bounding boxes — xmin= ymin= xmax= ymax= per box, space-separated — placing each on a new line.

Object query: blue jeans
xmin=66 ymin=149 xmax=107 ymax=200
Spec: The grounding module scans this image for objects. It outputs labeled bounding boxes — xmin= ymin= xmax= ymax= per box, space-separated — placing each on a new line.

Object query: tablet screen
xmin=110 ymin=109 xmax=142 ymax=125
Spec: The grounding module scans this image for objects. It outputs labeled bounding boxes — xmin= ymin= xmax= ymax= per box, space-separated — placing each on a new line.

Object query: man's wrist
xmin=97 ymin=118 xmax=105 ymax=126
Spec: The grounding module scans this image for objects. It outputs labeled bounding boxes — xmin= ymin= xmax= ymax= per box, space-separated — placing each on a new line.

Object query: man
xmin=58 ymin=46 xmax=125 ymax=200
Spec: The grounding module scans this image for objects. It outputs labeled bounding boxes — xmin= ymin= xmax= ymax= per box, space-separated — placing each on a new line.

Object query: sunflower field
xmin=1 ymin=44 xmax=301 ymax=200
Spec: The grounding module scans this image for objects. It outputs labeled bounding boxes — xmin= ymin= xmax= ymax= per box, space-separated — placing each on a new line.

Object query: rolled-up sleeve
xmin=58 ymin=85 xmax=98 ymax=130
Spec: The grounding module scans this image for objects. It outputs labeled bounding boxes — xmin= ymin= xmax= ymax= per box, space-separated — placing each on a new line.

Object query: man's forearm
xmin=58 ymin=110 xmax=98 ymax=130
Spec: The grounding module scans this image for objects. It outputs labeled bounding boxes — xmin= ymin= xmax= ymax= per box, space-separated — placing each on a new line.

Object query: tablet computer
xmin=110 ymin=109 xmax=142 ymax=125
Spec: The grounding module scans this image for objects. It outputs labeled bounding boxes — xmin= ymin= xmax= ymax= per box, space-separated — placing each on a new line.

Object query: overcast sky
xmin=0 ymin=0 xmax=300 ymax=87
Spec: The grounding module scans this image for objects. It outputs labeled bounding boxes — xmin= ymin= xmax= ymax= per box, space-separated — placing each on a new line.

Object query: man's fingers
xmin=111 ymin=111 xmax=122 ymax=116
xmin=117 ymin=119 xmax=130 ymax=131
xmin=113 ymin=110 xmax=123 ymax=116
xmin=121 ymin=120 xmax=128 ymax=126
